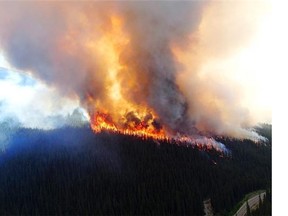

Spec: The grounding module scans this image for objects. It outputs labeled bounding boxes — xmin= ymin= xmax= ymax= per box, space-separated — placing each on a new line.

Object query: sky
xmin=0 ymin=0 xmax=277 ymax=135
xmin=0 ymin=53 xmax=88 ymax=129
xmin=0 ymin=1 xmax=287 ymax=213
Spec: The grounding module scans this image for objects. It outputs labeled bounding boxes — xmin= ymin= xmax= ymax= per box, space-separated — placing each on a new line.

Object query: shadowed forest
xmin=0 ymin=124 xmax=271 ymax=215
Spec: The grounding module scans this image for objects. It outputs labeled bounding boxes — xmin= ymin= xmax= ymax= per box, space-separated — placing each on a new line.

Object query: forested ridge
xmin=0 ymin=125 xmax=271 ymax=215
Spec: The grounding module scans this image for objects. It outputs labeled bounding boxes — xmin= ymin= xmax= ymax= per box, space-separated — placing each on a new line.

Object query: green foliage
xmin=0 ymin=127 xmax=271 ymax=215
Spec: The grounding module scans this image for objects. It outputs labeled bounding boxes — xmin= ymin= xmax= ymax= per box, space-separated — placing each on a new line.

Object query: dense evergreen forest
xmin=0 ymin=124 xmax=271 ymax=215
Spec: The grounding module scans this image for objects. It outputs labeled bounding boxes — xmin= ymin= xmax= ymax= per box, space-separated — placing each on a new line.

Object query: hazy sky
xmin=0 ymin=0 xmax=277 ymax=137
xmin=0 ymin=55 xmax=87 ymax=129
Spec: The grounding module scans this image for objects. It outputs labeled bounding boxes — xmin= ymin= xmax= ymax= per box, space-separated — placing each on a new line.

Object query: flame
xmin=90 ymin=110 xmax=228 ymax=153
xmin=91 ymin=112 xmax=117 ymax=133
xmin=82 ymin=14 xmax=226 ymax=152
xmin=87 ymin=15 xmax=168 ymax=141
xmin=90 ymin=112 xmax=167 ymax=140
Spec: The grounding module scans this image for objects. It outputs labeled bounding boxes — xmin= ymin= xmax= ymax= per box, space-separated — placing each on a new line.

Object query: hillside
xmin=0 ymin=126 xmax=271 ymax=215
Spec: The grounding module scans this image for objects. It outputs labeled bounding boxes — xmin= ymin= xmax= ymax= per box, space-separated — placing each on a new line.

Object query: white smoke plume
xmin=0 ymin=1 xmax=270 ymax=142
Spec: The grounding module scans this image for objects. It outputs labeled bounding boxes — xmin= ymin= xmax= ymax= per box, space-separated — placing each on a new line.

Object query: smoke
xmin=0 ymin=116 xmax=19 ymax=152
xmin=173 ymin=0 xmax=270 ymax=140
xmin=0 ymin=1 xmax=269 ymax=142
xmin=0 ymin=67 xmax=88 ymax=130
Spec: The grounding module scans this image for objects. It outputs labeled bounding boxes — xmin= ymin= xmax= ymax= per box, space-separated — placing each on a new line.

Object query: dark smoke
xmin=0 ymin=1 xmax=267 ymax=141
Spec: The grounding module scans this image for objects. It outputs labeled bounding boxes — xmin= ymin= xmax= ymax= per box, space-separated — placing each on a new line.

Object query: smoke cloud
xmin=0 ymin=1 xmax=269 ymax=141
xmin=0 ymin=67 xmax=88 ymax=130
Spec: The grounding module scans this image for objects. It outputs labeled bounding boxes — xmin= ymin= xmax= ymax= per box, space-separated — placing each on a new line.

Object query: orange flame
xmin=83 ymin=15 xmax=226 ymax=152
xmin=87 ymin=15 xmax=170 ymax=141
xmin=90 ymin=112 xmax=168 ymax=141
xmin=90 ymin=111 xmax=228 ymax=153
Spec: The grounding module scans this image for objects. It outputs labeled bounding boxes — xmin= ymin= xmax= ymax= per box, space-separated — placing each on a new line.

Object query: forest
xmin=0 ymin=124 xmax=271 ymax=215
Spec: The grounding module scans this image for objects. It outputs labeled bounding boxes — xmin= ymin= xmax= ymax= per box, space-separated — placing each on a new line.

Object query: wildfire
xmin=81 ymin=14 xmax=228 ymax=152
xmin=90 ymin=112 xmax=117 ymax=133
xmin=90 ymin=111 xmax=168 ymax=141
xmin=87 ymin=15 xmax=169 ymax=141
xmin=89 ymin=111 xmax=229 ymax=154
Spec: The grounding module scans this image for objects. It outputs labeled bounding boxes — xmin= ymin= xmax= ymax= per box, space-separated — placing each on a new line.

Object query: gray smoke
xmin=0 ymin=1 xmax=267 ymax=142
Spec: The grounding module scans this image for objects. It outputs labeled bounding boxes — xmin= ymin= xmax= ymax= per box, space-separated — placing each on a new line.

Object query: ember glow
xmin=0 ymin=1 xmax=273 ymax=150
xmin=85 ymin=15 xmax=167 ymax=141
xmin=90 ymin=112 xmax=167 ymax=140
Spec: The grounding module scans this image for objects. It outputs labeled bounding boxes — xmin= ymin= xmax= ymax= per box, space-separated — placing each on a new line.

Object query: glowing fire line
xmin=90 ymin=112 xmax=167 ymax=140
xmin=83 ymin=15 xmax=228 ymax=153
xmin=90 ymin=112 xmax=228 ymax=153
